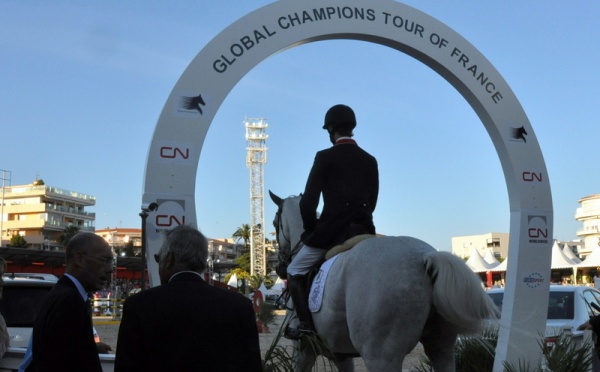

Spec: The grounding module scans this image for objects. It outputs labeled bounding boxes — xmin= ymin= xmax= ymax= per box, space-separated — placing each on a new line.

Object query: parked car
xmin=487 ymin=285 xmax=600 ymax=340
xmin=0 ymin=274 xmax=113 ymax=371
xmin=265 ymin=294 xmax=286 ymax=310
xmin=4 ymin=273 xmax=59 ymax=282
xmin=0 ymin=274 xmax=58 ymax=348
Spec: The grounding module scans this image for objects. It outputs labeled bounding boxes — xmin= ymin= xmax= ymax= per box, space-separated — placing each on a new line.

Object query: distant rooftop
xmin=2 ymin=184 xmax=95 ymax=203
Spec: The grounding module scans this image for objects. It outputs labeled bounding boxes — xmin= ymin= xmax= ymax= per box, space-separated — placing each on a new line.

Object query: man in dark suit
xmin=115 ymin=225 xmax=262 ymax=372
xmin=27 ymin=232 xmax=114 ymax=371
xmin=285 ymin=104 xmax=379 ymax=339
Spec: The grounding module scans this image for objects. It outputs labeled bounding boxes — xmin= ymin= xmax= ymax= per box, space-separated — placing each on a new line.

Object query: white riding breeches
xmin=286 ymin=244 xmax=327 ymax=276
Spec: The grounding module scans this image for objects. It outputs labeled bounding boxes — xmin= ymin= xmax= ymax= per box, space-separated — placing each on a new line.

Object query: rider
xmin=285 ymin=104 xmax=379 ymax=340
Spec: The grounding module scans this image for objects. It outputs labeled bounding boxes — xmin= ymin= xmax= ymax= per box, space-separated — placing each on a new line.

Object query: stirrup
xmin=284 ymin=325 xmax=315 ymax=340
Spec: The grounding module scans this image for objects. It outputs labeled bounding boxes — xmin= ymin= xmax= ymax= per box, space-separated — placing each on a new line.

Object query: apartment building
xmin=95 ymin=228 xmax=142 ymax=256
xmin=0 ymin=179 xmax=95 ymax=250
xmin=208 ymin=238 xmax=244 ymax=263
xmin=451 ymin=232 xmax=509 ymax=260
xmin=576 ymin=194 xmax=600 ymax=256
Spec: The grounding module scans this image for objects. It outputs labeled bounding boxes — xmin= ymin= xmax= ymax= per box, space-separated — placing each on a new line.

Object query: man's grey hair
xmin=158 ymin=225 xmax=209 ymax=273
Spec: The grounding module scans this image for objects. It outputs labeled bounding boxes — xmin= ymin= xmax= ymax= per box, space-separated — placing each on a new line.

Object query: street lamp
xmin=140 ymin=202 xmax=158 ymax=290
xmin=207 ymin=255 xmax=214 ymax=285
xmin=0 ymin=169 xmax=11 ymax=247
xmin=215 ymin=259 xmax=222 ymax=282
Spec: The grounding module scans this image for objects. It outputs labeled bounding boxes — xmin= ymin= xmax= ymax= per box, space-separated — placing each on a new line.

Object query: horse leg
xmin=420 ymin=312 xmax=458 ymax=372
xmin=294 ymin=346 xmax=317 ymax=372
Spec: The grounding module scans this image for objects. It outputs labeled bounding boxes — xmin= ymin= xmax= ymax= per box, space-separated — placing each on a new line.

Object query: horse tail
xmin=424 ymin=251 xmax=500 ymax=334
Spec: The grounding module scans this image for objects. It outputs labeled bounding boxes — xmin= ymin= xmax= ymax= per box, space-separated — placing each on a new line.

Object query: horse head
xmin=269 ymin=191 xmax=304 ymax=267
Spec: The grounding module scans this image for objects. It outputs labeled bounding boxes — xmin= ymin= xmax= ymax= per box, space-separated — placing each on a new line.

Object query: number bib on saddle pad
xmin=308 ymin=255 xmax=339 ymax=312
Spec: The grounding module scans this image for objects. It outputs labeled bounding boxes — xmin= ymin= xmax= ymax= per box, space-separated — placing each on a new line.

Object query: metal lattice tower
xmin=0 ymin=169 xmax=11 ymax=246
xmin=244 ymin=118 xmax=268 ymax=276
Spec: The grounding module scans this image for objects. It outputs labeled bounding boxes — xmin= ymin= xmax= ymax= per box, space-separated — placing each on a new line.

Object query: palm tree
xmin=248 ymin=273 xmax=264 ymax=290
xmin=232 ymin=224 xmax=251 ymax=252
xmin=58 ymin=225 xmax=80 ymax=247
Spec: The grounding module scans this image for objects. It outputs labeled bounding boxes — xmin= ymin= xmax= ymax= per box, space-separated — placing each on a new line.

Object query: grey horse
xmin=270 ymin=192 xmax=499 ymax=372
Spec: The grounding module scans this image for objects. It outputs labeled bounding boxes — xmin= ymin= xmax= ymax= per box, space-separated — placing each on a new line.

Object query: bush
xmin=257 ymin=303 xmax=276 ymax=326
xmin=413 ymin=327 xmax=497 ymax=372
xmin=9 ymin=234 xmax=28 ymax=248
xmin=414 ymin=330 xmax=594 ymax=372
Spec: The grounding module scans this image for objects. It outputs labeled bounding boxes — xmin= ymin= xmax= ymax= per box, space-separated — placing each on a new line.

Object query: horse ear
xmin=268 ymin=190 xmax=283 ymax=206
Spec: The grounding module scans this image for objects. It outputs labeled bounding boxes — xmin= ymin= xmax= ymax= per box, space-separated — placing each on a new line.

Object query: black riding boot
xmin=284 ymin=274 xmax=315 ymax=340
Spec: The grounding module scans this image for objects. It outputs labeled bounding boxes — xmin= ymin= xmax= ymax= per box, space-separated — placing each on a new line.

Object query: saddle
xmin=299 ymin=234 xmax=377 ymax=288
xmin=324 ymin=234 xmax=376 ymax=260
xmin=299 ymin=234 xmax=378 ymax=310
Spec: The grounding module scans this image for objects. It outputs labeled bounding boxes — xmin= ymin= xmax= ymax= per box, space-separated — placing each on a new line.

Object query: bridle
xmin=273 ymin=198 xmax=302 ymax=265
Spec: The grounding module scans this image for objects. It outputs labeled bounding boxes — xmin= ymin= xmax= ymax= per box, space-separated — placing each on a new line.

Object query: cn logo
xmin=159 ymin=146 xmax=189 ymax=159
xmin=528 ymin=228 xmax=548 ymax=239
xmin=527 ymin=215 xmax=549 ymax=244
xmin=155 ymin=215 xmax=186 ymax=227
xmin=522 ymin=172 xmax=542 ymax=182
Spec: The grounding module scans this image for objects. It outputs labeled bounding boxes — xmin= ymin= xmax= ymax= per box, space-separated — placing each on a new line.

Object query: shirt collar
xmin=168 ymin=271 xmax=204 ymax=283
xmin=335 ymin=137 xmax=356 ymax=145
xmin=64 ymin=273 xmax=89 ymax=302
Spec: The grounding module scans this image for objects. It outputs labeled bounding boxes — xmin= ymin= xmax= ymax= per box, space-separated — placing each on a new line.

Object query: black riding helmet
xmin=323 ymin=104 xmax=356 ymax=132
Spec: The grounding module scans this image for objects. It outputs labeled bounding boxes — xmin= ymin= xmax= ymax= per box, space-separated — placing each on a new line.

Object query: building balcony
xmin=2 ymin=185 xmax=95 ymax=206
xmin=2 ymin=203 xmax=47 ymax=214
xmin=575 ymin=207 xmax=600 ymax=221
xmin=24 ymin=235 xmax=45 ymax=245
xmin=1 ymin=203 xmax=94 ymax=220
xmin=577 ymin=226 xmax=600 ymax=237
xmin=46 ymin=204 xmax=95 ymax=219
xmin=2 ymin=219 xmax=94 ymax=232
xmin=2 ymin=219 xmax=46 ymax=229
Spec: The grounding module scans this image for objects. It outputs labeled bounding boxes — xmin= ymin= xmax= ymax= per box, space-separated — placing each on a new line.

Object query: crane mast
xmin=244 ymin=118 xmax=268 ymax=276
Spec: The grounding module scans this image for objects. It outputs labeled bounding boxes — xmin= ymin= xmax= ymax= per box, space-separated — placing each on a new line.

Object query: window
xmin=547 ymin=292 xmax=573 ymax=319
xmin=0 ymin=286 xmax=53 ymax=327
xmin=488 ymin=291 xmax=575 ymax=320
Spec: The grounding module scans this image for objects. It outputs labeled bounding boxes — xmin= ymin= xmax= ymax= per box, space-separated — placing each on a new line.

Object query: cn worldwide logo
xmin=523 ymin=272 xmax=544 ymax=288
xmin=527 ymin=215 xmax=549 ymax=244
xmin=152 ymin=199 xmax=186 ymax=229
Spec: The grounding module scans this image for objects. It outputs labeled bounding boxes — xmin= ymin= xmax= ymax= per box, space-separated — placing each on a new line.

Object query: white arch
xmin=142 ymin=0 xmax=552 ymax=369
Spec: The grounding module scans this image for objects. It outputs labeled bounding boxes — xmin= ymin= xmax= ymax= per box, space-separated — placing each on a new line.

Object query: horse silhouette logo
xmin=511 ymin=125 xmax=528 ymax=142
xmin=180 ymin=94 xmax=206 ymax=115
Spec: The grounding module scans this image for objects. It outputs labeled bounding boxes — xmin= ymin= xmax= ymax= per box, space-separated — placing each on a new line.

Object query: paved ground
xmin=94 ymin=310 xmax=425 ymax=371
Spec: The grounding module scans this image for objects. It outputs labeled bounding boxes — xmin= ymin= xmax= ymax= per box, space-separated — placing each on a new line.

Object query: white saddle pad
xmin=308 ymin=255 xmax=339 ymax=313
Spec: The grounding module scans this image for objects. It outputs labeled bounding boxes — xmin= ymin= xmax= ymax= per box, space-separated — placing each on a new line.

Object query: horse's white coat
xmin=273 ymin=193 xmax=498 ymax=372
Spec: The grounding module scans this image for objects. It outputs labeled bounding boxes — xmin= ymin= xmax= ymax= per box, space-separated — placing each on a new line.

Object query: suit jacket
xmin=300 ymin=139 xmax=379 ymax=249
xmin=27 ymin=275 xmax=101 ymax=372
xmin=115 ymin=272 xmax=262 ymax=372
